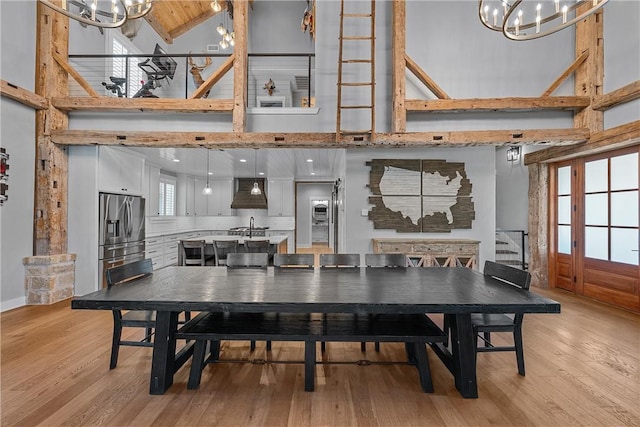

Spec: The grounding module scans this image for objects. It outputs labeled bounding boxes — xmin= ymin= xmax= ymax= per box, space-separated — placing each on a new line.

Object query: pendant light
xmin=202 ymin=148 xmax=213 ymax=195
xmin=250 ymin=149 xmax=262 ymax=195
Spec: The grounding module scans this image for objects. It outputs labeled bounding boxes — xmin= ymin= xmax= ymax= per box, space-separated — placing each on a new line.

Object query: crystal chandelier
xmin=39 ymin=0 xmax=154 ymax=29
xmin=478 ymin=0 xmax=609 ymax=41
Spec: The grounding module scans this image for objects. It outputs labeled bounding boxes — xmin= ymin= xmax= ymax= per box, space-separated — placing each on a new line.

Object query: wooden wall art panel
xmin=367 ymin=159 xmax=475 ymax=233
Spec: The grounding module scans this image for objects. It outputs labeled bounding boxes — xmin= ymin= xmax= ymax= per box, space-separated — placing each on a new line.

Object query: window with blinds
xmin=159 ymin=177 xmax=176 ymax=216
xmin=111 ymin=36 xmax=143 ymax=97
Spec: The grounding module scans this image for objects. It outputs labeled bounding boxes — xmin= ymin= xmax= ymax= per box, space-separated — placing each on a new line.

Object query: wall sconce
xmin=507 ymin=146 xmax=521 ymax=162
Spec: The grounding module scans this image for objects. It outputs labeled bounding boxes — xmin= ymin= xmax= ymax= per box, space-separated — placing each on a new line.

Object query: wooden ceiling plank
xmin=190 ymin=54 xmax=234 ymax=99
xmin=51 ymin=97 xmax=234 ymax=112
xmin=541 ymin=49 xmax=589 ymax=97
xmin=592 ymin=80 xmax=640 ymax=111
xmin=144 ymin=9 xmax=173 ymax=44
xmin=404 ymin=54 xmax=450 ymax=100
xmin=52 ymin=51 xmax=99 ymax=98
xmin=1 ymin=79 xmax=49 ymax=110
xmin=405 ymin=96 xmax=590 ymax=113
xmin=51 ymin=128 xmax=589 ymax=149
xmin=524 ymin=120 xmax=640 ymax=165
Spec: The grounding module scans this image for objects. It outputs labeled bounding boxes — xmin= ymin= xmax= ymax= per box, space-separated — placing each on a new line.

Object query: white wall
xmin=343 ymin=147 xmax=496 ymax=266
xmin=0 ymin=0 xmax=36 ymax=311
xmin=603 ymin=0 xmax=640 ymax=129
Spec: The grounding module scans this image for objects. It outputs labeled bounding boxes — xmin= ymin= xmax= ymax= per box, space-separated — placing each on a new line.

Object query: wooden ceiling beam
xmin=144 ymin=10 xmax=173 ymax=44
xmin=0 ymin=79 xmax=49 ymax=110
xmin=524 ymin=120 xmax=639 ymax=165
xmin=541 ymin=49 xmax=589 ymax=96
xmin=592 ymin=80 xmax=640 ymax=111
xmin=51 ymin=97 xmax=234 ymax=112
xmin=405 ymin=96 xmax=590 ymax=113
xmin=50 ymin=128 xmax=589 ymax=148
xmin=189 ymin=54 xmax=234 ymax=99
xmin=232 ymin=0 xmax=248 ymax=133
xmin=51 ymin=51 xmax=99 ymax=98
xmin=392 ymin=0 xmax=406 ymax=133
xmin=404 ymin=54 xmax=450 ymax=100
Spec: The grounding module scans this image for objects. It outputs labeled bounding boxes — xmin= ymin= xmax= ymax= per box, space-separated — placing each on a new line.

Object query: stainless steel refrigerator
xmin=99 ymin=192 xmax=146 ymax=288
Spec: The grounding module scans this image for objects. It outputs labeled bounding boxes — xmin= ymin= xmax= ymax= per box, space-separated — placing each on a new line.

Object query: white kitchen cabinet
xmin=207 ymin=179 xmax=234 ymax=216
xmin=268 ymin=179 xmax=294 ymax=217
xmin=145 ymin=164 xmax=161 ymax=216
xmin=98 ymin=146 xmax=144 ymax=196
xmin=185 ymin=176 xmax=195 ymax=216
xmin=145 ymin=236 xmax=164 ymax=270
xmin=194 ymin=178 xmax=208 ymax=216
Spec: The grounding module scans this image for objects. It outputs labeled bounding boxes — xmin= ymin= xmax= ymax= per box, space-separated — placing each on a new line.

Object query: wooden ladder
xmin=336 ymin=0 xmax=376 ymax=143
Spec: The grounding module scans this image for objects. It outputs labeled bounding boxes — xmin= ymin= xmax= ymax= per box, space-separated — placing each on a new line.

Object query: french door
xmin=551 ymin=146 xmax=639 ymax=312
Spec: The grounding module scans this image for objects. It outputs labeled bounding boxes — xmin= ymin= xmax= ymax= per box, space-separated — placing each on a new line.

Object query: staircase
xmin=336 ymin=0 xmax=376 ymax=142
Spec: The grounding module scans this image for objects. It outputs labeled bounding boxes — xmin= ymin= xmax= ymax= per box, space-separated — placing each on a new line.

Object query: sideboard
xmin=372 ymin=238 xmax=480 ymax=269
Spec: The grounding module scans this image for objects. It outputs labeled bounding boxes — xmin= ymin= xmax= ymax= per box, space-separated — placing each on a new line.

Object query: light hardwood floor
xmin=1 ymin=284 xmax=639 ymax=426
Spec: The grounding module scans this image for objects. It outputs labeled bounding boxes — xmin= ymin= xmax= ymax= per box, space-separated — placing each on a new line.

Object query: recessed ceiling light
xmin=239 ymin=159 xmax=247 ymax=163
xmin=306 ymin=159 xmax=313 ymax=163
xmin=172 ymin=159 xmax=180 ymax=162
xmin=208 ymin=172 xmax=213 ymax=175
xmin=311 ymin=172 xmax=316 ymax=175
xmin=258 ymin=172 xmax=264 ymax=176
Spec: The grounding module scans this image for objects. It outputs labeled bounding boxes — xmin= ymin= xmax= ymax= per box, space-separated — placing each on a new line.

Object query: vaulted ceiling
xmin=144 ymin=0 xmax=250 ymax=44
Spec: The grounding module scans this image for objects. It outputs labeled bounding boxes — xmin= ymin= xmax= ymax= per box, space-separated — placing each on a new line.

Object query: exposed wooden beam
xmin=404 ymin=54 xmax=450 ymax=100
xmin=592 ymin=80 xmax=640 ymax=111
xmin=0 ymin=79 xmax=49 ymax=110
xmin=52 ymin=51 xmax=99 ymax=98
xmin=51 ymin=128 xmax=589 ymax=149
xmin=189 ymin=54 xmax=234 ymax=99
xmin=574 ymin=4 xmax=604 ymax=132
xmin=232 ymin=0 xmax=248 ymax=133
xmin=392 ymin=0 xmax=406 ymax=133
xmin=51 ymin=97 xmax=234 ymax=112
xmin=541 ymin=49 xmax=589 ymax=97
xmin=524 ymin=120 xmax=640 ymax=165
xmin=169 ymin=9 xmax=217 ymax=40
xmin=144 ymin=11 xmax=173 ymax=44
xmin=35 ymin=1 xmax=69 ymax=255
xmin=405 ymin=96 xmax=590 ymax=113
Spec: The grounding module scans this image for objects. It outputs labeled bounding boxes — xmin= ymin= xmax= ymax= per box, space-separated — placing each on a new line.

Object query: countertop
xmin=186 ymin=235 xmax=289 ymax=245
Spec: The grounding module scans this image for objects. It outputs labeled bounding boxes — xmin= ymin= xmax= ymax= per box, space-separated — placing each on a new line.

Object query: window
xmin=159 ymin=176 xmax=176 ymax=216
xmin=110 ymin=34 xmax=143 ymax=98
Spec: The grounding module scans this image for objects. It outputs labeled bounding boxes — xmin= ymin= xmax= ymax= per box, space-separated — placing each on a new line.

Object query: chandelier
xmin=478 ymin=0 xmax=609 ymax=41
xmin=39 ymin=0 xmax=154 ymax=29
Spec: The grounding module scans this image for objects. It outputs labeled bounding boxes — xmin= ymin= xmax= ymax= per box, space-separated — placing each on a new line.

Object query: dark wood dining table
xmin=71 ymin=266 xmax=560 ymax=398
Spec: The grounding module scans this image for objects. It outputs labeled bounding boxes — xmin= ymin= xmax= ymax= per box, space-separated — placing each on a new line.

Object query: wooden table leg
xmin=150 ymin=311 xmax=178 ymax=395
xmin=304 ymin=340 xmax=316 ymax=392
xmin=450 ymin=313 xmax=478 ymax=398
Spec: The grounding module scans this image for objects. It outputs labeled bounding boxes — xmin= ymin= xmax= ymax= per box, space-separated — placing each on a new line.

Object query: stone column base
xmin=23 ymin=254 xmax=77 ymax=305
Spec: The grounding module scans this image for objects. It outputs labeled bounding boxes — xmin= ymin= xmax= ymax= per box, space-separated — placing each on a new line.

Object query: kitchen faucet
xmin=249 ymin=216 xmax=254 ymax=238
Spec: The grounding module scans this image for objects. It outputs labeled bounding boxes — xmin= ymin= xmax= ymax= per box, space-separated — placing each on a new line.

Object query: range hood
xmin=230 ymin=178 xmax=268 ymax=209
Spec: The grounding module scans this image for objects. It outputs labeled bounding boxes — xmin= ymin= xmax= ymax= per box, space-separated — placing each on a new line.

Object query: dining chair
xmin=226 ymin=252 xmax=269 ymax=268
xmin=105 ymin=258 xmax=155 ymax=369
xmin=213 ymin=240 xmax=239 ymax=266
xmin=472 ymin=260 xmax=532 ymax=376
xmin=319 ymin=253 xmax=360 ymax=268
xmin=274 ymin=253 xmax=314 ymax=268
xmin=226 ymin=252 xmax=269 ymax=351
xmin=364 ymin=253 xmax=408 ymax=351
xmin=179 ymin=240 xmax=209 ymax=266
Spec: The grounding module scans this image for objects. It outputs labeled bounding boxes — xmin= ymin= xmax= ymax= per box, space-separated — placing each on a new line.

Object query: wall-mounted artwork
xmin=367 ymin=159 xmax=475 ymax=232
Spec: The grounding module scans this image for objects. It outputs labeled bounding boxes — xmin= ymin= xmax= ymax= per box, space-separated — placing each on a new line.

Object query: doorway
xmin=295 ymin=182 xmax=334 ymax=263
xmin=550 ymin=146 xmax=639 ymax=312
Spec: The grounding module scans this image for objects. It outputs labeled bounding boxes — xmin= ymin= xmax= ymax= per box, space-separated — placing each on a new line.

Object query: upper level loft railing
xmin=67 ymin=53 xmax=315 ymax=108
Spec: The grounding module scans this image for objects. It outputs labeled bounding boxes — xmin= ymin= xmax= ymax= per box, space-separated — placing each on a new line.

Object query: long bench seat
xmin=175 ymin=312 xmax=447 ymax=392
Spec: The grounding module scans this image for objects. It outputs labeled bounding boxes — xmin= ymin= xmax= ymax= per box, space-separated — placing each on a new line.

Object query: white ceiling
xmin=129 ymin=147 xmax=344 ymax=180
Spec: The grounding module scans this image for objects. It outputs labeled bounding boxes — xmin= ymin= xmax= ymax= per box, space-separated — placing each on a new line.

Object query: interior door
xmin=552 ymin=162 xmax=576 ymax=292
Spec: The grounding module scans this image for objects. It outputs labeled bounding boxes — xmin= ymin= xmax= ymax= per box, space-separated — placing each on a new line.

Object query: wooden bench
xmin=175 ymin=312 xmax=447 ymax=392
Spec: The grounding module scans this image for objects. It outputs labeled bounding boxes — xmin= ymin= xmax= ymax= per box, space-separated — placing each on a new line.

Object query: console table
xmin=372 ymin=238 xmax=480 ymax=269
